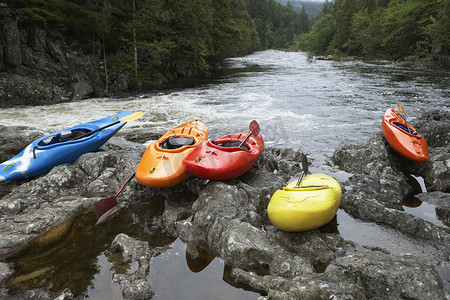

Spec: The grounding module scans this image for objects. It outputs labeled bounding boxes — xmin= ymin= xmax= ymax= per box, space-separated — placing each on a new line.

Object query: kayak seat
xmin=160 ymin=136 xmax=195 ymax=149
xmin=214 ymin=140 xmax=250 ymax=151
xmin=59 ymin=130 xmax=73 ymax=142
xmin=38 ymin=129 xmax=93 ymax=146
xmin=39 ymin=136 xmax=57 ymax=146
xmin=393 ymin=123 xmax=417 ymax=135
xmin=69 ymin=129 xmax=91 ymax=140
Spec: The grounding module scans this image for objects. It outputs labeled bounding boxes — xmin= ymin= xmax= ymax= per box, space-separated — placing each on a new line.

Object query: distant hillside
xmin=275 ymin=1 xmax=323 ymax=17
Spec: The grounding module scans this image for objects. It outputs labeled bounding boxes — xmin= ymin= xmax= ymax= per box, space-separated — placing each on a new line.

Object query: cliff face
xmin=0 ymin=3 xmax=105 ymax=108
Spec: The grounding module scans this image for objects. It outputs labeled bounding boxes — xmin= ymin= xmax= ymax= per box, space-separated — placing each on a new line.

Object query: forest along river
xmin=1 ymin=50 xmax=449 ymax=298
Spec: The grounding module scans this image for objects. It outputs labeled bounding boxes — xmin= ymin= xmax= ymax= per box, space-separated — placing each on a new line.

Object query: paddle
xmin=74 ymin=111 xmax=143 ymax=140
xmin=396 ymin=104 xmax=411 ymax=133
xmin=238 ymin=120 xmax=260 ymax=148
xmin=93 ymin=173 xmax=135 ymax=224
xmin=295 ymin=155 xmax=308 ymax=188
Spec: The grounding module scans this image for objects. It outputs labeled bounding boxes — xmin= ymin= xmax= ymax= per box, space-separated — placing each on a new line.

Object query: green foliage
xmin=5 ymin=0 xmax=97 ymax=48
xmin=295 ymin=0 xmax=449 ymax=61
xmin=5 ymin=0 xmax=309 ymax=85
xmin=346 ymin=9 xmax=383 ymax=57
xmin=246 ymin=0 xmax=305 ymax=49
xmin=381 ymin=1 xmax=434 ymax=58
xmin=292 ymin=2 xmax=335 ymax=54
xmin=425 ymin=0 xmax=450 ymax=54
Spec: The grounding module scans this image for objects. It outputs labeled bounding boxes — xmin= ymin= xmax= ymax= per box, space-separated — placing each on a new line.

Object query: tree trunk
xmin=133 ymin=0 xmax=138 ymax=80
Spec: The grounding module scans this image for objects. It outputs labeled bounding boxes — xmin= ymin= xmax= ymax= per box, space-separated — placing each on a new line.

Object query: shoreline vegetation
xmin=2 ymin=0 xmax=309 ymax=92
xmin=0 ymin=0 xmax=448 ymax=108
xmin=290 ymin=0 xmax=450 ymax=68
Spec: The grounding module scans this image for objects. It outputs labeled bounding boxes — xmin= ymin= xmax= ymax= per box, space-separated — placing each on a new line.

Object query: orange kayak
xmin=381 ymin=108 xmax=428 ymax=162
xmin=136 ymin=120 xmax=208 ymax=187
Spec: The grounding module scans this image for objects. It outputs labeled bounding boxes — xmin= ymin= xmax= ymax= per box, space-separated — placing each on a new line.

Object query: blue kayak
xmin=0 ymin=110 xmax=133 ymax=182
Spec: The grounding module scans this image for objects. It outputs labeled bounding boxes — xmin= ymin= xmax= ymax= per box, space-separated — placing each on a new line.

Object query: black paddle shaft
xmin=295 ymin=155 xmax=309 ymax=188
xmin=73 ymin=120 xmax=120 ymax=141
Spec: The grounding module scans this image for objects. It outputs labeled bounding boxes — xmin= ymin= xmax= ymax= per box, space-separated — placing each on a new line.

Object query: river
xmin=1 ymin=50 xmax=449 ymax=299
xmin=1 ymin=50 xmax=449 ymax=166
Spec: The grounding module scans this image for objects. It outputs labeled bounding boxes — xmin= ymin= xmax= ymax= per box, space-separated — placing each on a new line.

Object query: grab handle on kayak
xmin=3 ymin=164 xmax=14 ymax=172
xmin=33 ymin=146 xmax=38 ymax=159
xmin=300 ymin=185 xmax=328 ymax=189
xmin=285 ymin=185 xmax=329 ymax=192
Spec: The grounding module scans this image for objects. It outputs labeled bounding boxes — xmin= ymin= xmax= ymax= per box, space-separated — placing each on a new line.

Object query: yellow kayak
xmin=267 ymin=173 xmax=341 ymax=232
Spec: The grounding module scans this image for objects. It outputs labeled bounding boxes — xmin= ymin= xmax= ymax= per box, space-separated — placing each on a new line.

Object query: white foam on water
xmin=1 ymin=50 xmax=448 ymax=160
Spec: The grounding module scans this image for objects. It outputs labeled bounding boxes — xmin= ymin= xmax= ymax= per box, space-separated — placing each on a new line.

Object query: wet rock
xmin=408 ymin=110 xmax=450 ymax=192
xmin=413 ymin=110 xmax=450 ymax=149
xmin=332 ymin=134 xmax=412 ymax=210
xmin=0 ymin=125 xmax=46 ymax=163
xmin=73 ymin=80 xmax=94 ymax=101
xmin=54 ymin=289 xmax=74 ymax=300
xmin=0 ymin=135 xmax=145 ymax=256
xmin=110 ymin=233 xmax=154 ymax=300
xmin=331 ymin=110 xmax=450 ymax=236
xmin=326 ymin=245 xmax=444 ymax=300
xmin=0 ymin=117 xmax=449 ymax=299
xmin=230 ymin=267 xmax=366 ymax=299
xmin=0 ymin=262 xmax=12 ymax=282
xmin=327 ymin=110 xmax=449 ymax=297
xmin=0 ymin=288 xmax=53 ymax=300
xmin=341 ymin=185 xmax=449 ymax=242
xmin=423 ymin=152 xmax=450 ymax=193
xmin=416 ymin=191 xmax=450 ymax=227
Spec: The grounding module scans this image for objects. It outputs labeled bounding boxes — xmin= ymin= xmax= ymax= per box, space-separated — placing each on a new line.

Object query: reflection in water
xmin=406 ymin=174 xmax=426 ymax=194
xmin=1 ymin=191 xmax=262 ymax=299
xmin=403 ymin=200 xmax=447 ymax=227
xmin=402 ymin=174 xmax=448 ymax=227
xmin=1 ymin=196 xmax=165 ymax=297
xmin=319 ymin=215 xmax=339 ymax=234
xmin=148 ymin=239 xmax=262 ymax=300
xmin=336 ymin=209 xmax=447 ymax=261
xmin=223 ymin=265 xmax=268 ymax=296
xmin=185 ymin=243 xmax=215 ymax=273
xmin=402 ymin=195 xmax=423 ymax=208
xmin=313 ymin=262 xmax=329 ymax=274
xmin=1 ymin=193 xmax=447 ymax=298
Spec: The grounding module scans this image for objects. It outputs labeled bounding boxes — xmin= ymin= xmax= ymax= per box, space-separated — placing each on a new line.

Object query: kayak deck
xmin=136 ymin=120 xmax=208 ymax=187
xmin=382 ymin=108 xmax=428 ymax=162
xmin=183 ymin=130 xmax=264 ymax=180
xmin=267 ymin=174 xmax=342 ymax=232
xmin=0 ymin=111 xmax=133 ymax=182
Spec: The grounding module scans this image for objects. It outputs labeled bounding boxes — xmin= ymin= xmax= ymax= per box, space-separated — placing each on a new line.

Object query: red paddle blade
xmin=96 ymin=206 xmax=120 ymax=225
xmin=93 ymin=196 xmax=117 ymax=218
xmin=249 ymin=120 xmax=260 ymax=135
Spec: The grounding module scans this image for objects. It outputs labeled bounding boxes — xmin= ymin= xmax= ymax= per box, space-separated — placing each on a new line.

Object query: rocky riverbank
xmin=0 ymin=110 xmax=449 ymax=299
xmin=0 ymin=3 xmax=112 ymax=108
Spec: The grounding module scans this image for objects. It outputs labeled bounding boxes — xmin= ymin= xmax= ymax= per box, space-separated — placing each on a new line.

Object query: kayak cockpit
xmin=212 ymin=140 xmax=250 ymax=150
xmin=38 ymin=129 xmax=92 ymax=146
xmin=392 ymin=122 xmax=417 ymax=135
xmin=159 ymin=136 xmax=195 ymax=150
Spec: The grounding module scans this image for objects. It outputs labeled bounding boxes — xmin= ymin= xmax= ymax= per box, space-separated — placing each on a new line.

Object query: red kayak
xmin=183 ymin=120 xmax=264 ymax=180
xmin=382 ymin=108 xmax=428 ymax=162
